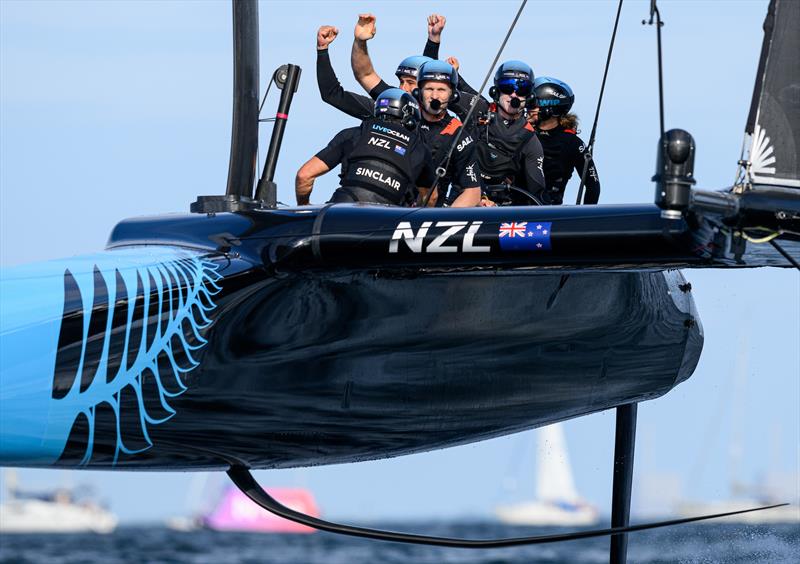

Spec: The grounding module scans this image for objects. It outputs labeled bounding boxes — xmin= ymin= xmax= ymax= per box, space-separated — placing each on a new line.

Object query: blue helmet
xmin=533 ymin=76 xmax=575 ymax=120
xmin=416 ymin=60 xmax=459 ymax=91
xmin=395 ymin=55 xmax=433 ymax=79
xmin=374 ymin=88 xmax=421 ymax=130
xmin=491 ymin=60 xmax=534 ymax=100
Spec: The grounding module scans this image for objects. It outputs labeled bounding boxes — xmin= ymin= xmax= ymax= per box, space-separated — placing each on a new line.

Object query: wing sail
xmin=743 ymin=0 xmax=800 ymax=188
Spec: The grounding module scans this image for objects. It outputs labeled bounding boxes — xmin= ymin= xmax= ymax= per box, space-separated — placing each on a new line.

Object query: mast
xmin=225 ymin=0 xmax=260 ymax=200
xmin=191 ymin=0 xmax=262 ymax=213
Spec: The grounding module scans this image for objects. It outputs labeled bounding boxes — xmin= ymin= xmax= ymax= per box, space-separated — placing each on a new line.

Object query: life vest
xmin=419 ymin=115 xmax=462 ymax=205
xmin=419 ymin=115 xmax=462 ymax=164
xmin=343 ymin=118 xmax=421 ymax=205
xmin=474 ymin=112 xmax=535 ymax=184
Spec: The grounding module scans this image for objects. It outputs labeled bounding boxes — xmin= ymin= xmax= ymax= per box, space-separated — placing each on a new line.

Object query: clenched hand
xmin=317 ymin=25 xmax=338 ymax=50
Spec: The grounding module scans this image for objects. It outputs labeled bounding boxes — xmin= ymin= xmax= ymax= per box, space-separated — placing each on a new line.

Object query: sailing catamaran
xmin=0 ymin=0 xmax=797 ymax=560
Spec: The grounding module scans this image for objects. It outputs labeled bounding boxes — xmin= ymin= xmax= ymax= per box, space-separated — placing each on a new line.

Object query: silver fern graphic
xmin=53 ymin=255 xmax=221 ymax=465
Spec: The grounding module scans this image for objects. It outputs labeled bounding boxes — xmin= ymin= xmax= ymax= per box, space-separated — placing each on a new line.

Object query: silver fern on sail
xmin=748 ymin=124 xmax=777 ymax=183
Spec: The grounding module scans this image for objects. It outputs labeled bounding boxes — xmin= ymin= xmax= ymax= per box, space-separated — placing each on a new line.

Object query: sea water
xmin=1 ymin=522 xmax=798 ymax=563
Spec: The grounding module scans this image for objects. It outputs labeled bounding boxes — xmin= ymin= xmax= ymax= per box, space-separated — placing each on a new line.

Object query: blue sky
xmin=1 ymin=0 xmax=797 ymax=523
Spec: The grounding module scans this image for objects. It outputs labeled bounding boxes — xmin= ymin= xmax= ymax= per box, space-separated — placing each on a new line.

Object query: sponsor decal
xmin=396 ymin=65 xmax=417 ymax=77
xmin=389 ymin=221 xmax=491 ymax=253
xmin=379 ymin=98 xmax=391 ymax=107
xmin=355 ymin=167 xmax=401 ymax=190
xmin=537 ymin=155 xmax=544 ymax=176
xmin=498 ymin=221 xmax=551 ymax=251
xmin=465 ymin=163 xmax=477 ymax=183
xmin=372 ymin=124 xmax=411 ymax=143
xmin=367 ymin=136 xmax=392 ymax=149
xmin=423 ymin=71 xmax=451 ymax=82
xmin=538 ymin=99 xmax=561 ymax=106
xmin=456 ymin=136 xmax=473 ymax=152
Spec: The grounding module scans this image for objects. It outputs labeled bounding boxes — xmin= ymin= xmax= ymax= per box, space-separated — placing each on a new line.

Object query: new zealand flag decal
xmin=498 ymin=221 xmax=552 ymax=251
xmin=394 ymin=145 xmax=406 ymax=155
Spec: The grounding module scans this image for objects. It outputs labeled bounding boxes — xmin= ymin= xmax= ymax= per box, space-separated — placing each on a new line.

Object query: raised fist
xmin=427 ymin=14 xmax=446 ymax=42
xmin=355 ymin=14 xmax=376 ymax=41
xmin=317 ymin=25 xmax=338 ymax=50
xmin=446 ymin=56 xmax=460 ymax=72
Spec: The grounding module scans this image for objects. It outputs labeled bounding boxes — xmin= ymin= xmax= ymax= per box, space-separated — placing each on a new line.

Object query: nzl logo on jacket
xmin=389 ymin=221 xmax=491 ymax=253
xmin=367 ymin=136 xmax=407 ymax=156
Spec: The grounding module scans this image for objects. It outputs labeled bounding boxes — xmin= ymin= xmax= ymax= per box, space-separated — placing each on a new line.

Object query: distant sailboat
xmin=0 ymin=470 xmax=117 ymax=534
xmin=495 ymin=424 xmax=598 ymax=526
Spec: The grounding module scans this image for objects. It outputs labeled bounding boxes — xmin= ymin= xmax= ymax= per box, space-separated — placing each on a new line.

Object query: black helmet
xmin=413 ymin=60 xmax=460 ymax=104
xmin=533 ymin=77 xmax=575 ymax=120
xmin=490 ymin=60 xmax=534 ymax=100
xmin=374 ymin=88 xmax=421 ymax=130
xmin=395 ymin=56 xmax=433 ymax=79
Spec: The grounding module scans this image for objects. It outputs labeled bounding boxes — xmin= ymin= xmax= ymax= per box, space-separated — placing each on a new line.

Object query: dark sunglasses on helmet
xmin=497 ymin=78 xmax=533 ymax=97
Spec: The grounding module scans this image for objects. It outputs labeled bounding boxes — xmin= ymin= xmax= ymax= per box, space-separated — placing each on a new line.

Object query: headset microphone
xmin=429 ymin=99 xmax=442 ymax=111
xmin=510 ymin=97 xmax=522 ymax=109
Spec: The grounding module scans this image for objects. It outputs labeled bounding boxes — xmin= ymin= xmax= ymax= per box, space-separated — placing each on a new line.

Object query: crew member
xmin=295 ymin=89 xmax=435 ymax=206
xmin=316 ymin=22 xmax=430 ymax=120
xmin=533 ymin=77 xmax=601 ymax=205
xmin=413 ymin=60 xmax=482 ymax=207
xmin=461 ymin=61 xmax=546 ymax=205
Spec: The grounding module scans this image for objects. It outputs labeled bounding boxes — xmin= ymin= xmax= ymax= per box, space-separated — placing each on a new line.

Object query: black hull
xmin=12 ymin=204 xmax=711 ymax=470
xmin=60 ymin=265 xmax=701 ymax=470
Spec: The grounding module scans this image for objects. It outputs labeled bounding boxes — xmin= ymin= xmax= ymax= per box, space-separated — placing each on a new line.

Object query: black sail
xmin=745 ymin=0 xmax=800 ymax=188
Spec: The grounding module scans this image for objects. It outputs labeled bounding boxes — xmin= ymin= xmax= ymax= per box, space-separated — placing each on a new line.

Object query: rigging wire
xmin=741 ymin=230 xmax=780 ymax=244
xmin=255 ymin=74 xmax=276 ymax=185
xmin=720 ymin=227 xmax=799 ymax=270
xmin=649 ymin=2 xmax=666 ymax=140
xmin=422 ymin=0 xmax=528 ymax=208
xmin=575 ymin=0 xmax=624 ymax=206
xmin=258 ymin=76 xmax=275 ymax=116
xmin=769 ymin=239 xmax=800 ymax=270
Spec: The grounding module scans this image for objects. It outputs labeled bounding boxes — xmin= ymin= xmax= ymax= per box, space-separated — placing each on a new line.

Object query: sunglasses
xmin=497 ymin=78 xmax=533 ymax=97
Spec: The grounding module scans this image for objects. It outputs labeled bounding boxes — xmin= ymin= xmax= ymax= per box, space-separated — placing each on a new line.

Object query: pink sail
xmin=203 ymin=486 xmax=320 ymax=533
